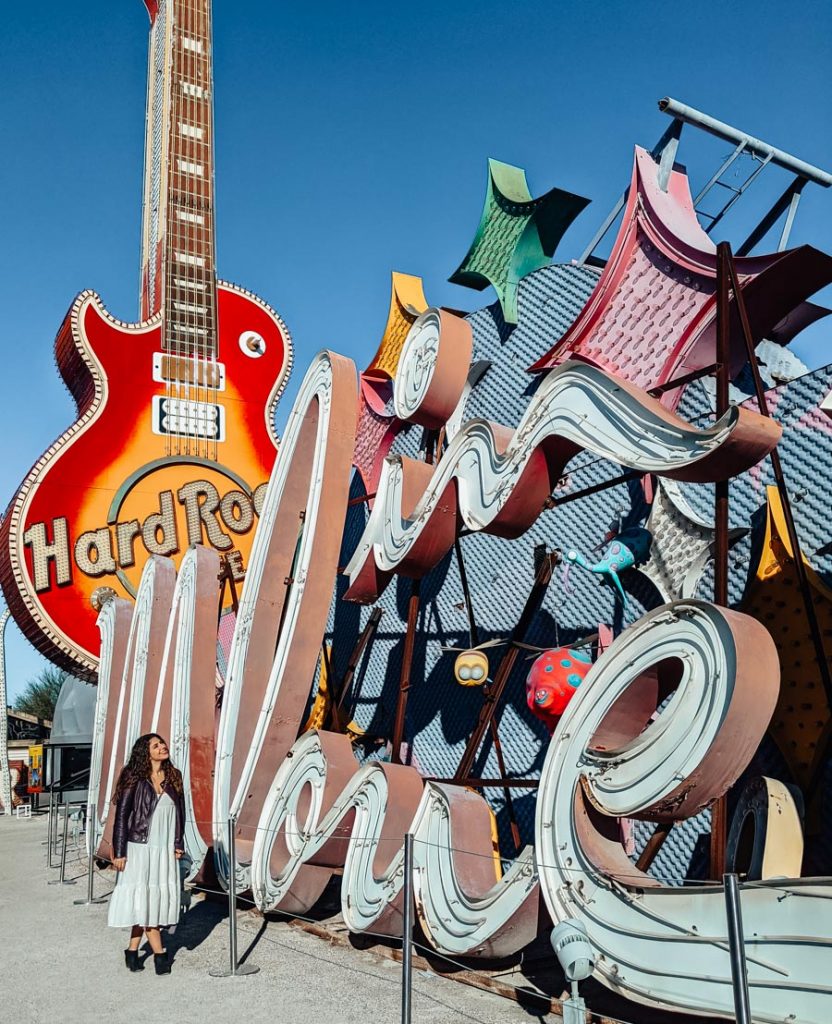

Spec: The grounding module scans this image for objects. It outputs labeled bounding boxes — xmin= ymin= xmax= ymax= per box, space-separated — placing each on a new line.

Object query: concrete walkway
xmin=0 ymin=814 xmax=559 ymax=1024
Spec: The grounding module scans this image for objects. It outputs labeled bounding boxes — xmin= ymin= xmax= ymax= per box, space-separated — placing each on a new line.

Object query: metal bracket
xmin=579 ymin=96 xmax=831 ymax=266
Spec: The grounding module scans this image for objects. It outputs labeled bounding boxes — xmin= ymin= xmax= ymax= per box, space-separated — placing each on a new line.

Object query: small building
xmin=5 ymin=709 xmax=50 ymax=807
xmin=45 ymin=676 xmax=97 ymax=806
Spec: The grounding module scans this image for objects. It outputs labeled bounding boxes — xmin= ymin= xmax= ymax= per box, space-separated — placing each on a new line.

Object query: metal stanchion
xmin=401 ymin=833 xmax=414 ymax=1024
xmin=45 ymin=788 xmax=55 ymax=862
xmin=723 ymin=873 xmax=752 ymax=1024
xmin=50 ymin=790 xmax=63 ymax=868
xmin=74 ymin=811 xmax=107 ymax=906
xmin=209 ymin=817 xmax=259 ymax=977
xmin=48 ymin=802 xmax=76 ymax=886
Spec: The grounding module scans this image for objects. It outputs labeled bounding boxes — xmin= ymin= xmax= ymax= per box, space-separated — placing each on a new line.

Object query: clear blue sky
xmin=1 ymin=0 xmax=831 ymax=702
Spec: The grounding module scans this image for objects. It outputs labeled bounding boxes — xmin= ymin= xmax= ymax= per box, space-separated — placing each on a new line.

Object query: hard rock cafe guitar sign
xmin=0 ymin=0 xmax=292 ymax=678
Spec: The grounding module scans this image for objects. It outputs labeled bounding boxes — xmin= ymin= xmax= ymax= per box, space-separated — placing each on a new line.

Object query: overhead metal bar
xmin=659 ymin=97 xmax=832 ymax=187
xmin=579 ymin=96 xmax=831 ymax=266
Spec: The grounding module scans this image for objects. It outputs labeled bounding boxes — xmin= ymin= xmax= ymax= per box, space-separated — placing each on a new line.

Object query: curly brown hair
xmin=114 ymin=733 xmax=183 ymax=800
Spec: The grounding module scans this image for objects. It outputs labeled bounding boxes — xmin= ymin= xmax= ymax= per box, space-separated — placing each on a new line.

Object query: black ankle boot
xmin=124 ymin=949 xmax=143 ymax=972
xmin=154 ymin=950 xmax=171 ymax=975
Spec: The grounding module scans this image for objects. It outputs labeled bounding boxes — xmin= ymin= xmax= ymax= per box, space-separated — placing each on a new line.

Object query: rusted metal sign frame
xmin=580 ymin=95 xmax=831 ymax=266
xmin=454 ymin=550 xmax=559 ymax=784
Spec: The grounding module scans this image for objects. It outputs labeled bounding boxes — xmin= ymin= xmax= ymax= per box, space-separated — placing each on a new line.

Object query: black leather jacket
xmin=112 ymin=778 xmax=185 ymax=860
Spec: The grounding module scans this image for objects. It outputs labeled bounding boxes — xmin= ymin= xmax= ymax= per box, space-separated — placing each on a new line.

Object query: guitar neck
xmin=140 ymin=0 xmax=218 ymax=360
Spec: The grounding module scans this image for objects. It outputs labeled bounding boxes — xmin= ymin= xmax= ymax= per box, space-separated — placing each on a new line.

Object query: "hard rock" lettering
xmin=24 ymin=479 xmax=266 ymax=588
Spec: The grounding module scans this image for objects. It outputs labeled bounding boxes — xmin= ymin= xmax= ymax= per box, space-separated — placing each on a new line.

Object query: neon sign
xmin=86 ymin=341 xmax=831 ymax=1022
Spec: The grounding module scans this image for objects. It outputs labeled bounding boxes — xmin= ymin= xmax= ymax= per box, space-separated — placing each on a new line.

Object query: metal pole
xmin=635 ymin=822 xmax=674 ymax=873
xmin=0 ymin=609 xmax=12 ymax=817
xmin=331 ymin=606 xmax=383 ymax=724
xmin=452 ymin=537 xmax=522 ymax=852
xmin=73 ymin=851 xmax=97 ymax=909
xmin=401 ymin=833 xmax=414 ymax=1024
xmin=74 ymin=810 xmax=108 ymax=906
xmin=723 ymin=873 xmax=752 ymax=1024
xmin=391 ymin=580 xmax=421 ymax=765
xmin=51 ymin=784 xmax=62 ymax=867
xmin=228 ymin=818 xmax=238 ymax=974
xmin=709 ymin=244 xmax=731 ymax=879
xmin=48 ymin=802 xmax=76 ymax=886
xmin=46 ymin=787 xmax=55 ymax=861
xmin=209 ymin=816 xmax=259 ymax=977
xmin=714 ymin=242 xmax=731 ymax=611
xmin=658 ymin=97 xmax=832 ymax=186
xmin=723 ymin=246 xmax=832 ymax=715
xmin=455 ymin=550 xmax=558 ymax=782
xmin=737 ymin=176 xmax=806 ymax=256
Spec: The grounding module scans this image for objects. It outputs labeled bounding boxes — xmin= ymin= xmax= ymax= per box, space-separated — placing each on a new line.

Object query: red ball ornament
xmin=525 ymin=646 xmax=592 ymax=731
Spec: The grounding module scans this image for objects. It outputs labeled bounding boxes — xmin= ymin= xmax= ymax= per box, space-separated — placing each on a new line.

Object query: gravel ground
xmin=0 ymin=813 xmax=560 ymax=1024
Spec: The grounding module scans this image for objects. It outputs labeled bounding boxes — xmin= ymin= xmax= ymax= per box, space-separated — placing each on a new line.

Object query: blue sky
xmin=1 ymin=0 xmax=831 ymax=703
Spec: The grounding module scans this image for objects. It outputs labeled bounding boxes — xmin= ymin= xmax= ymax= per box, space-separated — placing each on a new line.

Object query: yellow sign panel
xmin=28 ymin=744 xmax=44 ymax=793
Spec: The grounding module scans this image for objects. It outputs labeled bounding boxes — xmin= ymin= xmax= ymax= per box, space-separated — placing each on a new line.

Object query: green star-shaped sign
xmin=449 ymin=159 xmax=589 ymax=324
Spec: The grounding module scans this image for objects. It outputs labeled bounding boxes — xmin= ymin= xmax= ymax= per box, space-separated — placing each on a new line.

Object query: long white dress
xmin=107 ymin=790 xmax=181 ymax=928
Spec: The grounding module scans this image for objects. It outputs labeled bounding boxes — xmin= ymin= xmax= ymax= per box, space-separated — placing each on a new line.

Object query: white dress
xmin=107 ymin=790 xmax=181 ymax=928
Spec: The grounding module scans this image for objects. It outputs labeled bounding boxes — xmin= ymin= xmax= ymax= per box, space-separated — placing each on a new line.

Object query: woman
xmin=107 ymin=733 xmax=185 ymax=974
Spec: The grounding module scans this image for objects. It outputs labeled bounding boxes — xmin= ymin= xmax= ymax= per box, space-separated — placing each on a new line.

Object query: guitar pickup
xmin=153 ymin=353 xmax=226 ymax=390
xmin=152 ymin=396 xmax=226 ymax=441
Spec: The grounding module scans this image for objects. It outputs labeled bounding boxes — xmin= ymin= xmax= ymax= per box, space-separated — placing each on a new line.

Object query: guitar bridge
xmin=152 ymin=396 xmax=226 ymax=441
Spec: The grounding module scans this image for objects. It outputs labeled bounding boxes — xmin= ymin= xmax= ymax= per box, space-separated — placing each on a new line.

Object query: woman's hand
xmin=113 ymin=857 xmax=127 ymax=871
xmin=174 ymin=849 xmax=184 ymax=860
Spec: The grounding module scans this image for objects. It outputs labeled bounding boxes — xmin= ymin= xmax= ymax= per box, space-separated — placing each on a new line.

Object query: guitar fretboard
xmin=140 ymin=0 xmax=218 ymax=361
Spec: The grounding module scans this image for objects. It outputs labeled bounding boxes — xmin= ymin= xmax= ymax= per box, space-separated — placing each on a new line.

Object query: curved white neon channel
xmin=122 ymin=556 xmax=172 ymax=755
xmin=348 ymin=359 xmax=767 ymax=584
xmin=213 ymin=351 xmax=352 ymax=890
xmin=150 ymin=547 xmax=209 ymax=879
xmin=393 ymin=309 xmax=442 ymax=422
xmin=249 ymin=730 xmax=539 ymax=956
xmin=535 ymin=600 xmax=832 ymax=1023
xmin=409 ymin=784 xmax=538 ymax=955
xmin=96 ymin=557 xmax=173 ymax=844
xmin=87 ymin=597 xmax=120 ymax=855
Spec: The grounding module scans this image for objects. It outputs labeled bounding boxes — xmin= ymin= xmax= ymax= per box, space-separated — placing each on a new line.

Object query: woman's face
xmin=148 ymin=736 xmax=169 ymax=762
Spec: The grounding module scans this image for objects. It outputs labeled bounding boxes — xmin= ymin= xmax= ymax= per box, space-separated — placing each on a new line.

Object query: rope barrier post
xmin=48 ymin=789 xmax=62 ymax=868
xmin=74 ymin=816 xmax=108 ymax=906
xmin=723 ymin=873 xmax=752 ymax=1024
xmin=48 ymin=802 xmax=76 ymax=886
xmin=45 ymin=788 xmax=55 ymax=863
xmin=73 ymin=845 xmax=108 ymax=906
xmin=401 ymin=833 xmax=414 ymax=1024
xmin=209 ymin=816 xmax=259 ymax=977
xmin=51 ymin=794 xmax=62 ymax=865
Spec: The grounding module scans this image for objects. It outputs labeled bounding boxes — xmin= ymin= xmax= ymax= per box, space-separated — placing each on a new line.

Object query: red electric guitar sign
xmin=0 ymin=0 xmax=292 ymax=677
